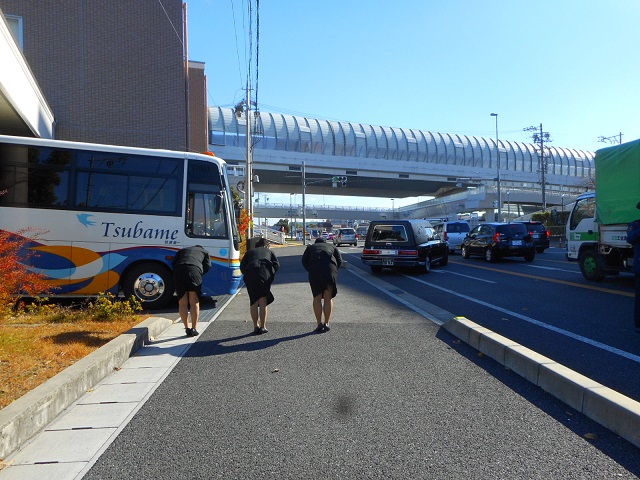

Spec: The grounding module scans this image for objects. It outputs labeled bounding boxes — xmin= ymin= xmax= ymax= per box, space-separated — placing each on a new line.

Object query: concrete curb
xmin=0 ymin=315 xmax=175 ymax=459
xmin=442 ymin=316 xmax=640 ymax=449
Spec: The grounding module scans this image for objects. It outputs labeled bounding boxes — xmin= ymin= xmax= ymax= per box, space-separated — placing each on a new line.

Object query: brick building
xmin=0 ymin=0 xmax=207 ymax=152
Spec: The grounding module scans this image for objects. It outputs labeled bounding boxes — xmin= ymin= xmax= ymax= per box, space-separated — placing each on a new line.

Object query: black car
xmin=361 ymin=220 xmax=449 ymax=273
xmin=461 ymin=222 xmax=535 ymax=262
xmin=515 ymin=221 xmax=550 ymax=253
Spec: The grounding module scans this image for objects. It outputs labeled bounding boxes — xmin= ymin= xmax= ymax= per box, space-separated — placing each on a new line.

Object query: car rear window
xmin=497 ymin=223 xmax=527 ymax=235
xmin=370 ymin=225 xmax=408 ymax=242
xmin=447 ymin=223 xmax=470 ymax=233
xmin=526 ymin=223 xmax=545 ymax=232
xmin=339 ymin=228 xmax=355 ymax=235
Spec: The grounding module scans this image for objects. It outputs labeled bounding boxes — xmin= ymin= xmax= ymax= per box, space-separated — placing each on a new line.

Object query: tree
xmin=0 ymin=229 xmax=53 ymax=313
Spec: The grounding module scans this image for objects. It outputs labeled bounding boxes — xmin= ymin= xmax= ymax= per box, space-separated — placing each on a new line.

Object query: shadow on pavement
xmin=184 ymin=330 xmax=318 ymax=358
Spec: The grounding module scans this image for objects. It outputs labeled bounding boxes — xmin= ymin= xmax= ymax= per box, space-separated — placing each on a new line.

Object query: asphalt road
xmin=83 ymin=246 xmax=639 ymax=479
xmin=344 ymin=244 xmax=640 ymax=403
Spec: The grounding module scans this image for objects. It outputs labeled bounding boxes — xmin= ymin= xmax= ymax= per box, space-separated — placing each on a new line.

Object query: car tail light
xmin=545 ymin=230 xmax=550 ymax=238
xmin=493 ymin=233 xmax=503 ymax=243
xmin=398 ymin=250 xmax=418 ymax=256
xmin=363 ymin=248 xmax=380 ymax=255
xmin=443 ymin=232 xmax=448 ymax=241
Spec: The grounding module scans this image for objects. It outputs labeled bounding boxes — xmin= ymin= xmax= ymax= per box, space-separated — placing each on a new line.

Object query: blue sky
xmin=186 ymin=0 xmax=639 ymax=209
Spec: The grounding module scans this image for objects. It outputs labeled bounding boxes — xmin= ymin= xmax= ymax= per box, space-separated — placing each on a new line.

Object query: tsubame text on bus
xmin=101 ymin=221 xmax=178 ymax=240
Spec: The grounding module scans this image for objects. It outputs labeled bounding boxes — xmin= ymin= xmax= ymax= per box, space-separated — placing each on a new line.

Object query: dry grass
xmin=0 ymin=305 xmax=147 ymax=410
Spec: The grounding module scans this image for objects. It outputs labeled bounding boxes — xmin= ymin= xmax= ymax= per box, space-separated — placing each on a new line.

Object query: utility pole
xmin=524 ymin=123 xmax=552 ymax=211
xmin=598 ymin=132 xmax=623 ymax=145
xmin=244 ymin=82 xmax=253 ymax=239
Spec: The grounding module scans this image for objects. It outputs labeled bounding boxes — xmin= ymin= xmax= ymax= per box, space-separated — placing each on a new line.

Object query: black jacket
xmin=240 ymin=246 xmax=280 ymax=276
xmin=172 ymin=246 xmax=211 ymax=274
xmin=302 ymin=242 xmax=342 ymax=271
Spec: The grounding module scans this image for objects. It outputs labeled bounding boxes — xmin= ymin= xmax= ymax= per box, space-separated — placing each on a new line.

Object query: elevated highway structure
xmin=210 ymin=107 xmax=593 ymax=220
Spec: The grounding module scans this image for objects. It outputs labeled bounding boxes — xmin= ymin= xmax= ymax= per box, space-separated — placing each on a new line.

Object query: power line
xmin=229 ymin=0 xmax=244 ymax=88
xmin=157 ymin=0 xmax=183 ymax=46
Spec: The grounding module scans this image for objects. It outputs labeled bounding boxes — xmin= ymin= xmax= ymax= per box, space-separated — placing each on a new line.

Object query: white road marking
xmin=402 ymin=274 xmax=640 ymax=364
xmin=527 ymin=265 xmax=580 ymax=273
xmin=433 ymin=270 xmax=497 ymax=283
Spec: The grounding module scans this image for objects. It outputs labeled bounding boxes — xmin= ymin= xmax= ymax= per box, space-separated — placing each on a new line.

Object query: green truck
xmin=566 ymin=138 xmax=640 ymax=280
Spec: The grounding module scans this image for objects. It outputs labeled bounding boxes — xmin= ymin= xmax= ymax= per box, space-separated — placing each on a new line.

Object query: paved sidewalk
xmin=0 ymin=297 xmax=231 ymax=480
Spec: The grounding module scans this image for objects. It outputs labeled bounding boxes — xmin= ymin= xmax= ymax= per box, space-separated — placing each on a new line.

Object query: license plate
xmin=383 ymin=259 xmax=394 ymax=266
xmin=380 ymin=250 xmax=398 ymax=255
xmin=533 ymin=233 xmax=540 ymax=238
xmin=511 ymin=239 xmax=522 ymax=246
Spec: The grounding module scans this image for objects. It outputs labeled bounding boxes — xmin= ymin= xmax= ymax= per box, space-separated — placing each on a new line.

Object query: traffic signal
xmin=331 ymin=176 xmax=347 ymax=187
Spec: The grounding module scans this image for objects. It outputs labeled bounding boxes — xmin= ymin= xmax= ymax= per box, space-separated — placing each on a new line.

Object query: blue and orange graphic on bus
xmin=27 ymin=244 xmax=127 ymax=294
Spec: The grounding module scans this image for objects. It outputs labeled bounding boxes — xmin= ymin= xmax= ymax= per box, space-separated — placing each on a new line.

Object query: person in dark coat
xmin=301 ymin=237 xmax=342 ymax=332
xmin=627 ymin=202 xmax=640 ymax=333
xmin=172 ymin=245 xmax=211 ymax=337
xmin=240 ymin=238 xmax=280 ymax=335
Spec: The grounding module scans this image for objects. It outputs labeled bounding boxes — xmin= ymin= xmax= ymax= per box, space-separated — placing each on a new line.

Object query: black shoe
xmin=260 ymin=327 xmax=268 ymax=334
xmin=315 ymin=324 xmax=324 ymax=333
xmin=185 ymin=328 xmax=193 ymax=337
xmin=191 ymin=329 xmax=199 ymax=336
xmin=323 ymin=324 xmax=330 ymax=332
xmin=253 ymin=326 xmax=262 ymax=335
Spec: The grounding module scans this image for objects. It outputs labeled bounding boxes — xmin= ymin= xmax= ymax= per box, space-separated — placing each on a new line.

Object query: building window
xmin=5 ymin=15 xmax=24 ymax=50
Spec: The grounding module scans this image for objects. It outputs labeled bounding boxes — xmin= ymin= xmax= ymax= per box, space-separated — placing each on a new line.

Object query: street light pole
xmin=289 ymin=193 xmax=293 ymax=239
xmin=302 ymin=161 xmax=307 ymax=246
xmin=490 ymin=113 xmax=501 ymax=222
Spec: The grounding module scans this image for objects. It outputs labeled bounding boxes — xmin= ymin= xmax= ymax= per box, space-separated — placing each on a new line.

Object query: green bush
xmin=86 ymin=292 xmax=143 ymax=322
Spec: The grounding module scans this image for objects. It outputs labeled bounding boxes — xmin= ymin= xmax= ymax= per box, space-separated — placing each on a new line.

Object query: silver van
xmin=434 ymin=221 xmax=471 ymax=254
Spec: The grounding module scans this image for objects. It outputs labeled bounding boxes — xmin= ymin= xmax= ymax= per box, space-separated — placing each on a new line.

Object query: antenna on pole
xmin=598 ymin=133 xmax=623 ymax=145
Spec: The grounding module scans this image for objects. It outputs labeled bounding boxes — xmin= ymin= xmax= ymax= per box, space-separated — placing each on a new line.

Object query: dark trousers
xmin=635 ymin=273 xmax=640 ymax=329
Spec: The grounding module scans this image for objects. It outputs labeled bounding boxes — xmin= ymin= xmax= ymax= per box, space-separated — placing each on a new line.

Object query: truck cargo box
xmin=595 ymin=138 xmax=640 ymax=225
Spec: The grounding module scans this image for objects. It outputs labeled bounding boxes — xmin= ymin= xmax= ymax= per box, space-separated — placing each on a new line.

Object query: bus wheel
xmin=124 ymin=263 xmax=174 ymax=309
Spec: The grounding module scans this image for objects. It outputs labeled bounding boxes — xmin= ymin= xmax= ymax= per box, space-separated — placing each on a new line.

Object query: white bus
xmin=0 ymin=135 xmax=242 ymax=308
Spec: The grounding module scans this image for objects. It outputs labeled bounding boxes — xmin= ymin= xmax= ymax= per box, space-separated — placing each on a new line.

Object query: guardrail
xmin=254 ymin=225 xmax=286 ymax=244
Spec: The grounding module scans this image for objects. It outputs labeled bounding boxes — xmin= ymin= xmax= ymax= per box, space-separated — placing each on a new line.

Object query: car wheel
xmin=524 ymin=251 xmax=535 ymax=262
xmin=123 ymin=262 xmax=174 ymax=309
xmin=423 ymin=255 xmax=431 ymax=273
xmin=461 ymin=245 xmax=470 ymax=259
xmin=439 ymin=250 xmax=449 ymax=266
xmin=536 ymin=247 xmax=545 ymax=253
xmin=485 ymin=248 xmax=498 ymax=263
xmin=371 ymin=265 xmax=383 ymax=274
